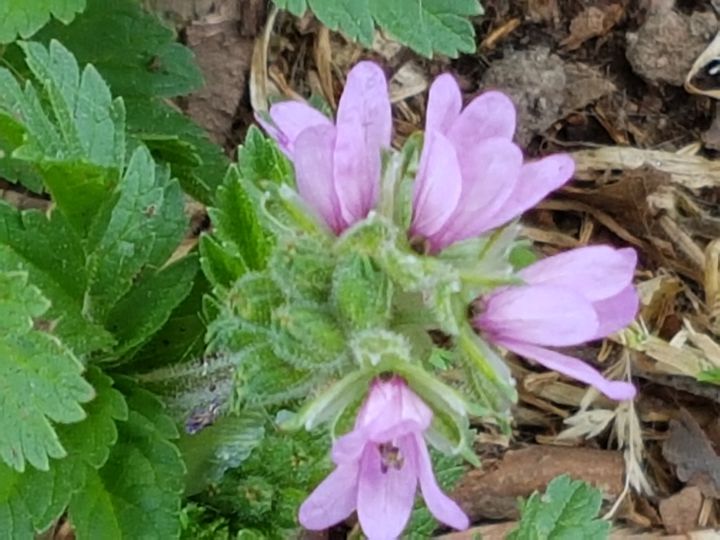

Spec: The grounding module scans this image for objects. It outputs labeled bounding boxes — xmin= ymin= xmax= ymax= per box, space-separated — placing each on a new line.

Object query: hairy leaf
xmin=0 ymin=0 xmax=85 ymax=43
xmin=179 ymin=411 xmax=266 ymax=496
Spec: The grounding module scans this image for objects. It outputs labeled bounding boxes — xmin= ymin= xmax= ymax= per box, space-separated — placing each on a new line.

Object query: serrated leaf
xmin=68 ymin=384 xmax=185 ymax=540
xmin=179 ymin=411 xmax=265 ymax=496
xmin=129 ymin=274 xmax=209 ymax=370
xmin=308 ymin=0 xmax=374 ymax=44
xmin=125 ymin=97 xmax=228 ymax=205
xmin=0 ymin=201 xmax=113 ymax=353
xmin=106 ymin=255 xmax=198 ymax=356
xmin=35 ymin=0 xmax=203 ymax=98
xmin=508 ymin=475 xmax=610 ymax=540
xmin=0 ymin=114 xmax=44 ymax=192
xmin=0 ymin=0 xmax=85 ymax=44
xmin=272 ymin=0 xmax=481 ymax=57
xmin=0 ymin=271 xmax=95 ymax=472
xmin=237 ymin=125 xmax=293 ymax=186
xmin=0 ymin=367 xmax=126 ymax=538
xmin=369 ymin=0 xmax=481 ymax=57
xmin=207 ymin=164 xmax=270 ymax=279
xmin=84 ymin=145 xmax=186 ymax=322
xmin=0 ymin=40 xmax=125 ymax=234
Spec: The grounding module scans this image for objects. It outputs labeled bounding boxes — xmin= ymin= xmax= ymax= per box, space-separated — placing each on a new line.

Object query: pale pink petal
xmin=411 ymin=131 xmax=463 ymax=238
xmin=398 ymin=380 xmax=433 ymax=431
xmin=447 ymin=91 xmax=516 ymax=151
xmin=293 ymin=125 xmax=345 ymax=233
xmin=500 ymin=340 xmax=637 ymax=400
xmin=521 ymin=246 xmax=637 ymax=301
xmin=482 ymin=154 xmax=575 ymax=230
xmin=412 ymin=433 xmax=469 ymax=531
xmin=430 ymin=137 xmax=523 ymax=249
xmin=266 ymin=101 xmax=332 ymax=155
xmin=332 ymin=428 xmax=370 ymax=465
xmin=426 ymin=74 xmax=462 ymax=135
xmin=334 ymin=61 xmax=392 ymax=225
xmin=357 ymin=440 xmax=417 ymax=540
xmin=476 ymin=285 xmax=598 ymax=347
xmin=299 ymin=463 xmax=359 ymax=530
xmin=592 ymin=285 xmax=639 ymax=339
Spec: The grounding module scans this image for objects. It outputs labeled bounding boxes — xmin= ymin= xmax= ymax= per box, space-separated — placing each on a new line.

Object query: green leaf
xmin=0 ymin=114 xmax=44 ymax=192
xmin=35 ymin=0 xmax=203 ymax=99
xmin=179 ymin=411 xmax=265 ymax=496
xmin=508 ymin=475 xmax=610 ymax=540
xmin=272 ymin=0 xmax=481 ymax=57
xmin=0 ymin=39 xmax=125 ymax=233
xmin=369 ymin=0 xmax=481 ymax=57
xmin=0 ymin=367 xmax=126 ymax=538
xmin=0 ymin=0 xmax=85 ymax=43
xmin=0 ymin=271 xmax=95 ymax=472
xmin=84 ymin=145 xmax=186 ymax=322
xmin=308 ymin=0 xmax=374 ymax=44
xmin=271 ymin=0 xmax=308 ymax=16
xmin=0 ymin=201 xmax=113 ymax=354
xmin=237 ymin=125 xmax=293 ymax=186
xmin=126 ymin=97 xmax=228 ymax=204
xmin=129 ymin=273 xmax=209 ymax=370
xmin=106 ymin=255 xmax=198 ymax=356
xmin=68 ymin=384 xmax=185 ymax=540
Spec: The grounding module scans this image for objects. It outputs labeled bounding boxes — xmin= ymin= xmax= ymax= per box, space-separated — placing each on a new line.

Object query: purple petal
xmin=333 ymin=62 xmax=392 ymax=225
xmin=412 ymin=433 xmax=469 ymax=531
xmin=483 ymin=154 xmax=575 ymax=230
xmin=500 ymin=340 xmax=637 ymax=400
xmin=349 ymin=379 xmax=432 ymax=445
xmin=431 ymin=137 xmax=523 ymax=248
xmin=357 ymin=438 xmax=418 ymax=540
xmin=592 ymin=285 xmax=639 ymax=339
xmin=266 ymin=101 xmax=333 ymax=156
xmin=411 ymin=130 xmax=462 ymax=238
xmin=447 ymin=91 xmax=516 ymax=152
xmin=299 ymin=463 xmax=359 ymax=530
xmin=332 ymin=428 xmax=370 ymax=465
xmin=293 ymin=125 xmax=345 ymax=233
xmin=521 ymin=246 xmax=637 ymax=302
xmin=477 ymin=285 xmax=599 ymax=347
xmin=426 ymin=74 xmax=462 ymax=135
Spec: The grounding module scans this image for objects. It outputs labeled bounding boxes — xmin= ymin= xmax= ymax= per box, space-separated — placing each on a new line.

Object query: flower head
xmin=473 ymin=246 xmax=639 ymax=400
xmin=258 ymin=62 xmax=391 ymax=234
xmin=299 ymin=377 xmax=469 ymax=539
xmin=411 ymin=75 xmax=575 ymax=252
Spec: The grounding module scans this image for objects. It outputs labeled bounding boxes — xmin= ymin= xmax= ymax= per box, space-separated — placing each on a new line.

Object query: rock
xmin=482 ymin=47 xmax=615 ymax=145
xmin=626 ymin=4 xmax=717 ymax=86
xmin=658 ymin=486 xmax=703 ymax=534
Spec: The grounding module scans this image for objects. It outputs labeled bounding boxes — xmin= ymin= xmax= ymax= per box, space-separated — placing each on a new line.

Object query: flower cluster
xmin=259 ymin=62 xmax=638 ymax=539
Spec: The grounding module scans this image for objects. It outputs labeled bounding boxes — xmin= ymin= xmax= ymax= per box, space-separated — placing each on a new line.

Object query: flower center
xmin=379 ymin=442 xmax=404 ymax=473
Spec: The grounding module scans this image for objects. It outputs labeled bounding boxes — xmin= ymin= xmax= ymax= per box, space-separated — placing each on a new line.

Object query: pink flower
xmin=473 ymin=246 xmax=639 ymax=400
xmin=299 ymin=377 xmax=469 ymax=539
xmin=257 ymin=62 xmax=391 ymax=234
xmin=410 ymin=74 xmax=575 ymax=252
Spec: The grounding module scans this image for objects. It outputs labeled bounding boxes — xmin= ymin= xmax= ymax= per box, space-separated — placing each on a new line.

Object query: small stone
xmin=658 ymin=486 xmax=703 ymax=534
